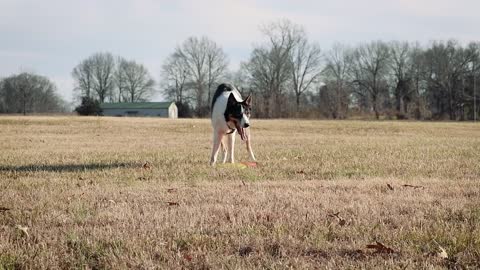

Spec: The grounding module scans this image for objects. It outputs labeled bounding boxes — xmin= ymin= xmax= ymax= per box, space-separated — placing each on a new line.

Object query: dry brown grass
xmin=0 ymin=116 xmax=479 ymax=269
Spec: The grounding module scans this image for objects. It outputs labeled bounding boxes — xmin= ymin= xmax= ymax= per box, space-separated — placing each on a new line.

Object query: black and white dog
xmin=210 ymin=83 xmax=256 ymax=165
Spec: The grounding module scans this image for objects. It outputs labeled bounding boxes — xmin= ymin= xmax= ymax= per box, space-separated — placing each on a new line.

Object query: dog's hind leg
xmin=210 ymin=132 xmax=224 ymax=166
xmin=220 ymin=138 xmax=227 ymax=163
xmin=226 ymin=132 xmax=235 ymax=163
xmin=245 ymin=128 xmax=256 ymax=161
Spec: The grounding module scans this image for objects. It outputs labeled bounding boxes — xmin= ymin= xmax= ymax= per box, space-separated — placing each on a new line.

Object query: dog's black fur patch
xmin=225 ymin=93 xmax=244 ymax=123
xmin=211 ymin=83 xmax=234 ymax=110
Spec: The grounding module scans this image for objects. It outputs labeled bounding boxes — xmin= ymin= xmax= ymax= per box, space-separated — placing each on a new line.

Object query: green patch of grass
xmin=0 ymin=254 xmax=21 ymax=270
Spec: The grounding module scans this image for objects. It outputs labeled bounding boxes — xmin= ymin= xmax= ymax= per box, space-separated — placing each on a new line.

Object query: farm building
xmin=100 ymin=102 xmax=178 ymax=118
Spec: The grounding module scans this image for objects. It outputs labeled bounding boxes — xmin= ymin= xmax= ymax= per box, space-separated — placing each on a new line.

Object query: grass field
xmin=0 ymin=116 xmax=479 ymax=269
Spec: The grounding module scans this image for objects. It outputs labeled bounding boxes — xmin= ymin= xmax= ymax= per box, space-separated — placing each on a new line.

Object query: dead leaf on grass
xmin=387 ymin=183 xmax=394 ymax=191
xmin=183 ymin=253 xmax=193 ymax=261
xmin=433 ymin=240 xmax=448 ymax=259
xmin=437 ymin=246 xmax=448 ymax=259
xmin=167 ymin=201 xmax=179 ymax=206
xmin=402 ymin=184 xmax=424 ymax=189
xmin=142 ymin=162 xmax=152 ymax=170
xmin=366 ymin=241 xmax=395 ymax=254
xmin=239 ymin=246 xmax=254 ymax=257
xmin=328 ymin=212 xmax=347 ymax=226
xmin=15 ymin=225 xmax=29 ymax=237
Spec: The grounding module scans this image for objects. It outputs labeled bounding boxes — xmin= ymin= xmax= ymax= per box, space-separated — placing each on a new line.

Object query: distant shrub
xmin=74 ymin=97 xmax=102 ymax=116
xmin=195 ymin=105 xmax=210 ymax=118
xmin=176 ymin=101 xmax=193 ymax=118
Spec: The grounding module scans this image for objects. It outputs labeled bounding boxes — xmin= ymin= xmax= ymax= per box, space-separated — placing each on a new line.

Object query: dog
xmin=210 ymin=83 xmax=255 ymax=165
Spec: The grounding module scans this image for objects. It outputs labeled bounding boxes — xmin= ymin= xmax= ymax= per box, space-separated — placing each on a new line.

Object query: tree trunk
xmin=374 ymin=107 xmax=379 ymax=119
xmin=296 ymin=94 xmax=300 ymax=116
xmin=448 ymin=87 xmax=455 ymax=120
xmin=372 ymin=95 xmax=379 ymax=119
xmin=263 ymin=94 xmax=271 ymax=118
xmin=23 ymin=92 xmax=26 ymax=116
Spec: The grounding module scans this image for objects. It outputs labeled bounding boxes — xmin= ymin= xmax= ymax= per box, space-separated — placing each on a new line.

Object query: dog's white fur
xmin=210 ymin=87 xmax=255 ymax=165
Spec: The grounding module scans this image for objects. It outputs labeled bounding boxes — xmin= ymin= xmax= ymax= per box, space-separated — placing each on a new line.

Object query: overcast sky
xmin=1 ymin=0 xmax=479 ymax=102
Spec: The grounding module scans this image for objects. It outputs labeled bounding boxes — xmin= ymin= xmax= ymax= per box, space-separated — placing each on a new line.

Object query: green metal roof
xmin=100 ymin=102 xmax=173 ymax=110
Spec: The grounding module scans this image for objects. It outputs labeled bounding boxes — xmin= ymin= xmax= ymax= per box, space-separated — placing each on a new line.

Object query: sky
xmin=0 ymin=0 xmax=479 ymax=103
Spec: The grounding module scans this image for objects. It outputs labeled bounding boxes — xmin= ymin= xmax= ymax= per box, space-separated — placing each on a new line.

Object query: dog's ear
xmin=243 ymin=93 xmax=252 ymax=107
xmin=227 ymin=93 xmax=238 ymax=106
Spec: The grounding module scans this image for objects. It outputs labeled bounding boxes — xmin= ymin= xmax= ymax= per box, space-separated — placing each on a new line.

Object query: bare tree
xmin=226 ymin=69 xmax=250 ymax=93
xmin=115 ymin=58 xmax=155 ymax=102
xmin=388 ymin=41 xmax=431 ymax=119
xmin=113 ymin=56 xmax=126 ymax=102
xmin=244 ymin=19 xmax=302 ymax=118
xmin=390 ymin=41 xmax=414 ymax=118
xmin=160 ymin=52 xmax=190 ymax=105
xmin=322 ymin=43 xmax=354 ymax=118
xmin=0 ymin=72 xmax=64 ymax=114
xmin=465 ymin=42 xmax=480 ymax=120
xmin=206 ymin=42 xmax=229 ymax=104
xmin=409 ymin=43 xmax=429 ymax=119
xmin=424 ymin=40 xmax=477 ymax=120
xmin=351 ymin=41 xmax=392 ymax=119
xmin=91 ymin=52 xmax=115 ymax=103
xmin=174 ymin=36 xmax=228 ymax=114
xmin=290 ymin=36 xmax=323 ymax=114
xmin=72 ymin=58 xmax=94 ymax=98
xmin=72 ymin=52 xmax=115 ymax=103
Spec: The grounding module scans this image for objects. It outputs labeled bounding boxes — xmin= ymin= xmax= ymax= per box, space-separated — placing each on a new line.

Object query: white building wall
xmin=168 ymin=104 xmax=178 ymax=119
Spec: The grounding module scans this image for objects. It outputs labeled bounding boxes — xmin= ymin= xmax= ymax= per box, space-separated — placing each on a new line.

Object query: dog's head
xmin=226 ymin=93 xmax=252 ymax=141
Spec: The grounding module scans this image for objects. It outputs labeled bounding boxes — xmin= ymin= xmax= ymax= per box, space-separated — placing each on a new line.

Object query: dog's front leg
xmin=210 ymin=132 xmax=224 ymax=166
xmin=245 ymin=129 xmax=256 ymax=161
xmin=226 ymin=132 xmax=235 ymax=163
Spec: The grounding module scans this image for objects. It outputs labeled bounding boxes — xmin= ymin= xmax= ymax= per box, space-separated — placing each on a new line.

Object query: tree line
xmin=319 ymin=39 xmax=479 ymax=120
xmin=160 ymin=20 xmax=479 ymax=120
xmin=1 ymin=19 xmax=478 ymax=120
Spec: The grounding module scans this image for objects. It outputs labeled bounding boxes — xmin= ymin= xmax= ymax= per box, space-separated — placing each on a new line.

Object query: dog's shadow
xmin=0 ymin=162 xmax=136 ymax=173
